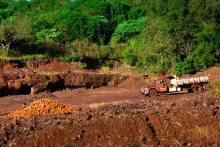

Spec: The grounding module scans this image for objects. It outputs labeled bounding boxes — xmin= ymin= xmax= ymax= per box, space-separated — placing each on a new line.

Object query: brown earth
xmin=195 ymin=66 xmax=220 ymax=82
xmin=0 ymin=92 xmax=219 ymax=147
xmin=0 ymin=58 xmax=128 ymax=97
xmin=9 ymin=99 xmax=78 ymax=118
xmin=0 ymin=58 xmax=220 ymax=146
xmin=180 ymin=66 xmax=220 ymax=82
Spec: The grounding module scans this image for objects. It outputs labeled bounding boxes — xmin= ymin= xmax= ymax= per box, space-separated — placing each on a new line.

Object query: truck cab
xmin=141 ymin=79 xmax=168 ymax=97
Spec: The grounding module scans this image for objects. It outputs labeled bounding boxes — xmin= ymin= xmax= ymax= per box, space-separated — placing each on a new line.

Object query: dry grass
xmin=0 ymin=54 xmax=46 ymax=61
xmin=88 ymin=100 xmax=132 ymax=109
xmin=195 ymin=126 xmax=209 ymax=137
xmin=209 ymin=80 xmax=220 ymax=95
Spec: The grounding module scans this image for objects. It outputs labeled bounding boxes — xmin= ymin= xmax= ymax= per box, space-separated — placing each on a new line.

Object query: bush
xmin=0 ymin=46 xmax=8 ymax=57
xmin=209 ymin=80 xmax=220 ymax=95
xmin=173 ymin=58 xmax=193 ymax=76
xmin=121 ymin=49 xmax=137 ymax=66
xmin=100 ymin=66 xmax=110 ymax=73
xmin=58 ymin=54 xmax=78 ymax=62
xmin=112 ymin=18 xmax=146 ymax=43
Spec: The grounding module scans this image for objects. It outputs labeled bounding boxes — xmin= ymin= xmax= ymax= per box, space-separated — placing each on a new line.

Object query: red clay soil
xmin=117 ymin=76 xmax=149 ymax=89
xmin=9 ymin=99 xmax=78 ymax=118
xmin=0 ymin=92 xmax=219 ymax=147
xmin=0 ymin=59 xmax=220 ymax=146
xmin=0 ymin=64 xmax=219 ymax=116
xmin=27 ymin=58 xmax=75 ymax=73
xmin=0 ymin=87 xmax=192 ymax=115
xmin=0 ymin=58 xmax=128 ymax=96
xmin=195 ymin=66 xmax=220 ymax=82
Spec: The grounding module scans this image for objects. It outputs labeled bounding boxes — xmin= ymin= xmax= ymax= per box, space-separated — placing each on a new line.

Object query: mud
xmin=0 ymin=92 xmax=220 ymax=147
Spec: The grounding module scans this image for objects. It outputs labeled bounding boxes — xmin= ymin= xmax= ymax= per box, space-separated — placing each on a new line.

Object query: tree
xmin=111 ymin=17 xmax=146 ymax=43
xmin=36 ymin=29 xmax=63 ymax=43
xmin=136 ymin=17 xmax=175 ymax=73
xmin=191 ymin=27 xmax=220 ymax=70
xmin=0 ymin=14 xmax=34 ymax=55
xmin=86 ymin=15 xmax=108 ymax=44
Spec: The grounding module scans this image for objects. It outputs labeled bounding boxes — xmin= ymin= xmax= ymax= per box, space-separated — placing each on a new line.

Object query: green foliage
xmin=121 ymin=48 xmax=137 ymax=66
xmin=0 ymin=45 xmax=8 ymax=56
xmin=36 ymin=29 xmax=63 ymax=43
xmin=0 ymin=0 xmax=13 ymax=21
xmin=44 ymin=51 xmax=52 ymax=58
xmin=0 ymin=54 xmax=46 ymax=60
xmin=86 ymin=15 xmax=108 ymax=44
xmin=100 ymin=66 xmax=110 ymax=73
xmin=0 ymin=9 xmax=13 ymax=22
xmin=0 ymin=15 xmax=33 ymax=42
xmin=31 ymin=13 xmax=57 ymax=33
xmin=78 ymin=62 xmax=87 ymax=69
xmin=0 ymin=0 xmax=219 ymax=74
xmin=122 ymin=51 xmax=137 ymax=66
xmin=0 ymin=0 xmax=8 ymax=9
xmin=108 ymin=0 xmax=131 ymax=23
xmin=135 ymin=17 xmax=175 ymax=73
xmin=191 ymin=27 xmax=220 ymax=71
xmin=112 ymin=18 xmax=146 ymax=43
xmin=58 ymin=10 xmax=88 ymax=40
xmin=128 ymin=8 xmax=146 ymax=20
xmin=134 ymin=0 xmax=219 ymax=74
xmin=173 ymin=58 xmax=193 ymax=76
xmin=58 ymin=54 xmax=78 ymax=62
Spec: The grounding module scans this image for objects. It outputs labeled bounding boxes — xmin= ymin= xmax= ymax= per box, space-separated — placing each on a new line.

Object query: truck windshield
xmin=154 ymin=81 xmax=159 ymax=84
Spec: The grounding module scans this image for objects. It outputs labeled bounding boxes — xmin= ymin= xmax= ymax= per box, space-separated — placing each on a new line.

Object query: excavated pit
xmin=0 ymin=58 xmax=128 ymax=97
xmin=18 ymin=84 xmax=31 ymax=95
xmin=0 ymin=59 xmax=220 ymax=146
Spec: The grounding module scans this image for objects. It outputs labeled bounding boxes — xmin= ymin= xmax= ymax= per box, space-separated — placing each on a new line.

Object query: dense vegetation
xmin=0 ymin=0 xmax=219 ymax=74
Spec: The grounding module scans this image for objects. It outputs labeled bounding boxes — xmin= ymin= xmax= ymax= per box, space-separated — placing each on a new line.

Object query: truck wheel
xmin=193 ymin=85 xmax=202 ymax=93
xmin=149 ymin=89 xmax=157 ymax=97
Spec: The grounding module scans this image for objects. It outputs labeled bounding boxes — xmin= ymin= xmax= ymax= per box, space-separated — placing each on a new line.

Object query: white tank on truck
xmin=141 ymin=75 xmax=209 ymax=97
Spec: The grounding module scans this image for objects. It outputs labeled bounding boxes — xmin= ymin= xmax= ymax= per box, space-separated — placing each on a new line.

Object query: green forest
xmin=0 ymin=0 xmax=219 ymax=75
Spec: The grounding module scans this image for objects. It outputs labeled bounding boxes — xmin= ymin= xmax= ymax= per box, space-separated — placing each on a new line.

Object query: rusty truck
xmin=141 ymin=75 xmax=209 ymax=97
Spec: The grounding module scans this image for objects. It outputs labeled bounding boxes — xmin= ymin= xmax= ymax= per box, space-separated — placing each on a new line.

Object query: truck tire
xmin=149 ymin=89 xmax=157 ymax=97
xmin=193 ymin=85 xmax=202 ymax=93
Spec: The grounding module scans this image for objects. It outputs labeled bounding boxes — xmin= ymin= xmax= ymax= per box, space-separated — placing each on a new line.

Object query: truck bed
xmin=171 ymin=76 xmax=209 ymax=86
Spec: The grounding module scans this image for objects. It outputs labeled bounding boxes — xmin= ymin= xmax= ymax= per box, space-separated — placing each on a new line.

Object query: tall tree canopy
xmin=0 ymin=0 xmax=219 ymax=73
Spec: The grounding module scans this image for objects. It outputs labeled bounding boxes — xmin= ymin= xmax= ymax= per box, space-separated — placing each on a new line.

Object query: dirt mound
xmin=118 ymin=77 xmax=148 ymax=89
xmin=27 ymin=58 xmax=76 ymax=73
xmin=9 ymin=99 xmax=77 ymax=118
xmin=0 ymin=58 xmax=128 ymax=97
xmin=195 ymin=66 xmax=220 ymax=82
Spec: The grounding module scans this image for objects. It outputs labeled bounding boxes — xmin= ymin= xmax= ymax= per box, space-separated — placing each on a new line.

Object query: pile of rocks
xmin=10 ymin=99 xmax=77 ymax=118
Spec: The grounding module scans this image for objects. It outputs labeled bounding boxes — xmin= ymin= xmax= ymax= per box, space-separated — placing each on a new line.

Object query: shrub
xmin=100 ymin=66 xmax=110 ymax=73
xmin=0 ymin=46 xmax=8 ymax=57
xmin=121 ymin=49 xmax=137 ymax=66
xmin=209 ymin=80 xmax=220 ymax=95
xmin=173 ymin=58 xmax=194 ymax=76
xmin=112 ymin=18 xmax=146 ymax=43
xmin=59 ymin=54 xmax=78 ymax=62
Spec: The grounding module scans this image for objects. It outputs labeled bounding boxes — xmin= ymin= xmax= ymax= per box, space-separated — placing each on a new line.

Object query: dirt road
xmin=0 ymin=87 xmax=194 ymax=115
xmin=0 ymin=58 xmax=219 ymax=115
xmin=1 ymin=88 xmax=218 ymax=147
